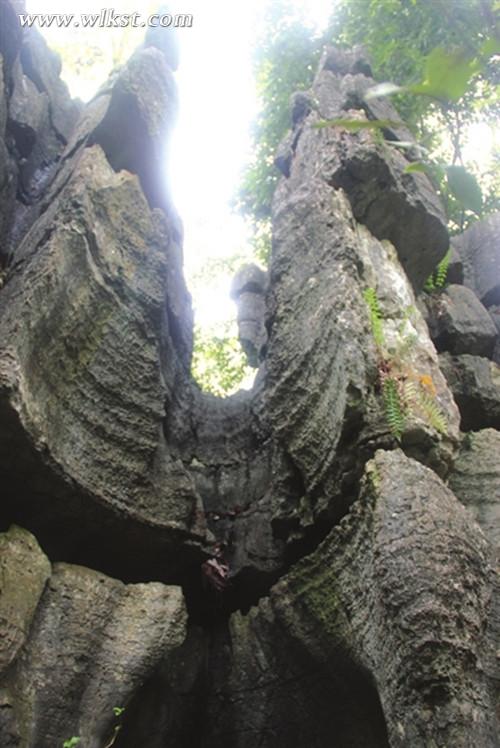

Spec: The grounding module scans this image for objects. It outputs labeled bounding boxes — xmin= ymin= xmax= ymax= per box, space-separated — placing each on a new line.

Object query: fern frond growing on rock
xmin=403 ymin=375 xmax=447 ymax=434
xmin=382 ymin=376 xmax=406 ymax=440
xmin=424 ymin=249 xmax=451 ymax=292
xmin=435 ymin=250 xmax=451 ymax=288
xmin=415 ymin=388 xmax=448 ymax=434
xmin=365 ymin=287 xmax=448 ymax=439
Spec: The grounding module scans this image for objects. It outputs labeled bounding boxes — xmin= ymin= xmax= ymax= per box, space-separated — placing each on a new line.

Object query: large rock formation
xmin=0 ymin=5 xmax=498 ymax=746
xmin=0 ymin=526 xmax=187 ymax=748
xmin=452 ymin=211 xmax=500 ymax=307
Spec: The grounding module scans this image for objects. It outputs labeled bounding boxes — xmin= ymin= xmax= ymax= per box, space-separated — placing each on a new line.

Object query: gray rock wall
xmin=0 ymin=6 xmax=498 ymax=747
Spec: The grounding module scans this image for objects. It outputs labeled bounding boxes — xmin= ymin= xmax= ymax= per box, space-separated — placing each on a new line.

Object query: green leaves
xmin=480 ymin=36 xmax=500 ymax=58
xmin=403 ymin=161 xmax=482 ymax=217
xmin=410 ymin=47 xmax=480 ymax=102
xmin=63 ymin=739 xmax=80 ymax=748
xmin=424 ymin=250 xmax=451 ymax=292
xmin=446 ymin=165 xmax=483 ymax=215
xmin=382 ymin=377 xmax=405 ymax=441
xmin=192 ymin=321 xmax=253 ymax=397
xmin=403 ymin=161 xmax=428 ymax=174
xmin=365 ymin=40 xmax=497 ymax=104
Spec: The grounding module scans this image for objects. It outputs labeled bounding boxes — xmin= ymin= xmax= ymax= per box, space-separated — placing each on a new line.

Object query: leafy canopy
xmin=238 ymin=0 xmax=500 ymax=233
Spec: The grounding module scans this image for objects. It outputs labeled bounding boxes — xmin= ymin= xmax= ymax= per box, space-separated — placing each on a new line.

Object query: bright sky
xmin=27 ymin=0 xmax=332 ymax=331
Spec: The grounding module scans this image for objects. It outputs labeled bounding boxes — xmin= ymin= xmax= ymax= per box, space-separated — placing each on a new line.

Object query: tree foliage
xmin=236 ymin=1 xmax=323 ymax=224
xmin=239 ymin=0 xmax=500 ymax=233
xmin=191 ymin=321 xmax=254 ymax=397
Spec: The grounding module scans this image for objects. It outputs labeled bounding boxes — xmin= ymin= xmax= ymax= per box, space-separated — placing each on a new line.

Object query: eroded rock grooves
xmin=0 ymin=6 xmax=498 ymax=746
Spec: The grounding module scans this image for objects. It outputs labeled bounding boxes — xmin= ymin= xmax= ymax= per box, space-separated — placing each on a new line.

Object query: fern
xmin=403 ymin=376 xmax=447 ymax=434
xmin=382 ymin=376 xmax=406 ymax=440
xmin=415 ymin=388 xmax=448 ymax=434
xmin=365 ymin=288 xmax=448 ymax=438
xmin=402 ymin=378 xmax=418 ymax=409
xmin=424 ymin=249 xmax=451 ymax=292
xmin=435 ymin=250 xmax=451 ymax=288
xmin=363 ymin=287 xmax=385 ymax=349
xmin=424 ymin=275 xmax=436 ymax=292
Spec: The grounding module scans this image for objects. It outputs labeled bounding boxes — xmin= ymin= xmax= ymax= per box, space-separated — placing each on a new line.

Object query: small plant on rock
xmin=424 ymin=249 xmax=451 ymax=292
xmin=103 ymin=706 xmax=126 ymax=748
xmin=364 ymin=287 xmax=447 ymax=440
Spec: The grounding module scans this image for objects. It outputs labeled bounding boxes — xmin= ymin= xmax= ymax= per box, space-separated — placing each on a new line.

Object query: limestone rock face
xmin=266 ymin=451 xmax=497 ymax=748
xmin=0 ymin=526 xmax=50 ymax=675
xmin=449 ymin=430 xmax=500 ymax=724
xmin=0 ymin=6 xmax=200 ymax=577
xmin=231 ymin=263 xmax=268 ymax=367
xmin=0 ymin=527 xmax=187 ymax=748
xmin=18 ymin=28 xmax=80 ymax=142
xmin=144 ymin=451 xmax=495 ymax=748
xmin=439 ymin=352 xmax=500 ymax=430
xmin=0 ymin=26 xmax=82 ymax=264
xmin=302 ymin=47 xmax=449 ymax=291
xmin=0 ymin=144 xmax=201 ymax=574
xmin=452 ymin=212 xmax=500 ymax=307
xmin=450 ymin=429 xmax=500 ymax=554
xmin=0 ymin=7 xmax=498 ymax=746
xmin=87 ymin=47 xmax=178 ymax=212
xmin=423 ymin=284 xmax=498 ymax=357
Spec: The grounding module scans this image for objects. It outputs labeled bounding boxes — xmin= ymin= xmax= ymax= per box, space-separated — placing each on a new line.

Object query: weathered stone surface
xmin=87 ymin=47 xmax=177 ymax=212
xmin=449 ymin=429 xmax=500 ymax=553
xmin=489 ymin=304 xmax=500 ymax=333
xmin=0 ymin=54 xmax=7 ymax=135
xmin=0 ymin=1 xmax=24 ymax=73
xmin=55 ymin=46 xmax=177 ymax=224
xmin=19 ymin=28 xmax=80 ymax=142
xmin=269 ymin=140 xmax=459 ymax=507
xmin=452 ymin=212 xmax=500 ymax=307
xmin=110 ymin=626 xmax=208 ymax=747
xmin=0 ymin=52 xmax=18 ymax=265
xmin=299 ymin=46 xmax=449 ymax=290
xmin=0 ymin=561 xmax=187 ymax=748
xmin=7 ymin=58 xmax=61 ymax=194
xmin=231 ymin=263 xmax=268 ymax=367
xmin=275 ymin=450 xmax=497 ymax=747
xmin=202 ymin=606 xmax=389 ymax=748
xmin=0 ymin=145 xmax=203 ymax=572
xmin=0 ymin=526 xmax=50 ymax=675
xmin=449 ymin=429 xmax=500 ymax=721
xmin=318 ymin=47 xmax=414 ymax=148
xmin=0 ymin=4 xmax=82 ymax=265
xmin=321 ymin=44 xmax=373 ymax=77
xmin=231 ymin=263 xmax=267 ymax=297
xmin=423 ymin=284 xmax=497 ymax=357
xmin=8 ymin=59 xmax=49 ymax=155
xmin=447 ymin=244 xmax=464 ymax=285
xmin=181 ymin=451 xmax=496 ymax=747
xmin=439 ymin=352 xmax=500 ymax=430
xmin=0 ymin=22 xmax=496 ymax=747
xmin=494 ymin=339 xmax=500 ymax=365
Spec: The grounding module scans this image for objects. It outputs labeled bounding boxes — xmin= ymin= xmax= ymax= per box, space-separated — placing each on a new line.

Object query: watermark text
xmin=18 ymin=10 xmax=193 ymax=30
